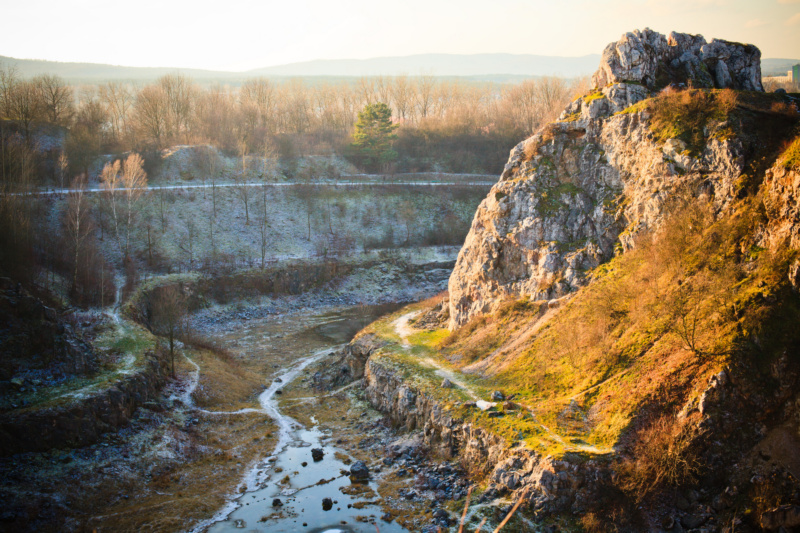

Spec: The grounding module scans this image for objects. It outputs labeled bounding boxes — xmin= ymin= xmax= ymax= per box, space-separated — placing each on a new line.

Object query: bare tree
xmin=133 ymin=84 xmax=169 ymax=148
xmin=158 ymin=188 xmax=168 ymax=232
xmin=232 ymin=138 xmax=251 ymax=224
xmin=179 ymin=217 xmax=197 ymax=270
xmin=149 ymin=285 xmax=188 ymax=378
xmin=159 ymin=74 xmax=196 ymax=144
xmin=390 ymin=75 xmax=413 ymax=121
xmin=207 ymin=214 xmax=217 ymax=268
xmin=100 ymin=159 xmax=123 ymax=251
xmin=0 ymin=64 xmax=19 ymax=121
xmin=297 ymin=160 xmax=323 ymax=240
xmin=120 ymin=153 xmax=148 ymax=258
xmin=241 ymin=77 xmax=276 ymax=139
xmin=398 ymin=199 xmax=417 ymax=245
xmin=0 ymin=134 xmax=37 ymax=280
xmin=258 ymin=208 xmax=270 ymax=269
xmin=7 ymin=80 xmax=42 ymax=139
xmin=415 ymin=75 xmax=436 ymax=121
xmin=57 ymin=151 xmax=68 ymax=190
xmin=100 ymin=153 xmax=147 ymax=258
xmin=65 ymin=174 xmax=91 ymax=291
xmin=33 ymin=74 xmax=73 ymax=126
xmin=66 ymin=93 xmax=105 ymax=176
xmin=99 ymin=82 xmax=134 ymax=146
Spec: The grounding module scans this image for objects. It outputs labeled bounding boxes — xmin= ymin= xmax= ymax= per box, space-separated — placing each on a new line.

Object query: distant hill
xmin=0 ymin=55 xmax=235 ymax=84
xmin=0 ymin=53 xmax=796 ymax=83
xmin=245 ymin=53 xmax=602 ymax=78
xmin=0 ymin=53 xmax=600 ymax=83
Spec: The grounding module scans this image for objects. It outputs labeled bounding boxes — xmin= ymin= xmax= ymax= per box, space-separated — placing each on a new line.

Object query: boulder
xmin=349 ymin=460 xmax=370 ymax=479
xmin=321 ymin=497 xmax=333 ymax=511
xmin=311 ymin=448 xmax=324 ymax=461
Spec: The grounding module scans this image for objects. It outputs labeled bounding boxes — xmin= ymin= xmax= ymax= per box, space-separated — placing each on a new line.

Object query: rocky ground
xmin=279 ymin=355 xmax=537 ymax=533
xmin=0 ymin=247 xmax=462 ymax=532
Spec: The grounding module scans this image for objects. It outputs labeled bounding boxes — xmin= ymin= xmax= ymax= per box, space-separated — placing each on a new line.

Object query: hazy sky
xmin=0 ymin=0 xmax=798 ymax=71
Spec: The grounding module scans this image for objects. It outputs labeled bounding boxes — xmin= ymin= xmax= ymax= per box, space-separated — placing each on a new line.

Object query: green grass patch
xmin=780 ymin=135 xmax=800 ymax=170
xmin=407 ymin=328 xmax=450 ymax=349
xmin=583 ymin=90 xmax=606 ymax=104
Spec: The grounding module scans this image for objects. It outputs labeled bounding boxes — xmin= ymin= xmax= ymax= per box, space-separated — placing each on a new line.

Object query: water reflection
xmin=205 ymin=304 xmax=409 ymax=533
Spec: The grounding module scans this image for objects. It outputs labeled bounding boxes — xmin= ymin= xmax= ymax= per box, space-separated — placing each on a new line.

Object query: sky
xmin=0 ymin=0 xmax=798 ymax=71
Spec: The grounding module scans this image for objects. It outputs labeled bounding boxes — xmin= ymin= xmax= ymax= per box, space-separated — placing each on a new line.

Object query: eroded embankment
xmin=361 ymin=339 xmax=608 ymax=516
xmin=0 ymin=349 xmax=169 ymax=456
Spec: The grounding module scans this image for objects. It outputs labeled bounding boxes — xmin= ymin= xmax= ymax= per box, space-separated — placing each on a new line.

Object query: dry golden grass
xmin=86 ymin=412 xmax=275 ymax=532
xmin=190 ymin=347 xmax=264 ymax=411
xmin=434 ymin=194 xmax=793 ymax=453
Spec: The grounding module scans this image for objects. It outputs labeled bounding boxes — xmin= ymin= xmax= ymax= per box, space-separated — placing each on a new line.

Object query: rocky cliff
xmin=363 ymin=352 xmax=607 ymax=516
xmin=592 ymin=28 xmax=762 ymax=92
xmin=448 ymin=28 xmax=780 ymax=329
xmin=356 ymin=29 xmax=800 ymax=532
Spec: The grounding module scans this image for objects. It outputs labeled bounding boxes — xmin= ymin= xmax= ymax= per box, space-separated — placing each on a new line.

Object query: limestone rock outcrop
xmin=763 ymin=165 xmax=800 ymax=250
xmin=591 ymin=28 xmax=762 ymax=91
xmin=448 ymin=29 xmax=762 ymax=329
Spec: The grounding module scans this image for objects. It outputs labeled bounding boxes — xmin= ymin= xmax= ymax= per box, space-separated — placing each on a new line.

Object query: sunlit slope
xmin=359 ymin=87 xmax=800 ymax=458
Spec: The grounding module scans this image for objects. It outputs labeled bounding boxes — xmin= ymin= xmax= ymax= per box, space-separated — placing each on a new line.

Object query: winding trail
xmin=395 ymin=311 xmax=481 ymax=401
xmin=392 ymin=312 xmax=613 ymax=456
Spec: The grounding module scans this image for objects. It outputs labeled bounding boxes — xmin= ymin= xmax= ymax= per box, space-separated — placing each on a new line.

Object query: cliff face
xmin=448 ymin=29 xmax=770 ymax=329
xmin=363 ymin=356 xmax=605 ymax=515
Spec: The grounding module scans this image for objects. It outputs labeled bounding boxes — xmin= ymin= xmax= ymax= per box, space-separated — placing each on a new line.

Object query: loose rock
xmin=349 ymin=460 xmax=369 ymax=479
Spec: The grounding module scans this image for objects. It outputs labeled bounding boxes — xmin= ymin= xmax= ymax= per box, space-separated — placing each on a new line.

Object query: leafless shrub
xmin=616 ymin=414 xmax=702 ymax=501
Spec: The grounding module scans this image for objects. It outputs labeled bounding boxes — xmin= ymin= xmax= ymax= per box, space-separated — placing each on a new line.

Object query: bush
xmin=616 ymin=414 xmax=701 ymax=501
xmin=779 ymin=135 xmax=800 ymax=170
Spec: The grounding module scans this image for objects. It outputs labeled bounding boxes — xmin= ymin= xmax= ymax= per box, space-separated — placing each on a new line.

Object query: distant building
xmin=793 ymin=65 xmax=800 ymax=84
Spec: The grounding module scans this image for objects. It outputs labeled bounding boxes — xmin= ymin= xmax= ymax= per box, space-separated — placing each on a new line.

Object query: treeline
xmin=0 ymin=64 xmax=584 ymax=307
xmin=1 ymin=65 xmax=586 ymax=178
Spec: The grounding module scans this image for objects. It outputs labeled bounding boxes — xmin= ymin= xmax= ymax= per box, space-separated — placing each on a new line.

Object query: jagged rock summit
xmin=448 ymin=29 xmax=767 ymax=329
xmin=592 ymin=28 xmax=763 ymax=91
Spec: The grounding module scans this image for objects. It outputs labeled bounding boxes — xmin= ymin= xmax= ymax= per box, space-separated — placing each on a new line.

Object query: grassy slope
xmin=360 ymin=88 xmax=800 ymax=460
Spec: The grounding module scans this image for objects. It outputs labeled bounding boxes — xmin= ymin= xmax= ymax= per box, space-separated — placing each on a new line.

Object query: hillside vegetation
xmin=357 ymin=52 xmax=800 ymax=529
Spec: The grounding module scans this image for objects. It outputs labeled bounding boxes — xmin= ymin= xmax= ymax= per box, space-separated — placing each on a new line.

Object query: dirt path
xmin=393 ymin=312 xmax=612 ymax=455
xmin=394 ymin=311 xmax=480 ymax=401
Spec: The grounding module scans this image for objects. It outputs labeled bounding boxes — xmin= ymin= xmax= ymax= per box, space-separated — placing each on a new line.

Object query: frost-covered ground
xmin=190 ymin=246 xmax=456 ymax=335
xmin=43 ymin=165 xmax=488 ymax=272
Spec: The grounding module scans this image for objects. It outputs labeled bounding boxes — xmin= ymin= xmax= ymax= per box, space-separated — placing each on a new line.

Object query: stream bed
xmin=200 ymin=305 xmax=410 ymax=532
